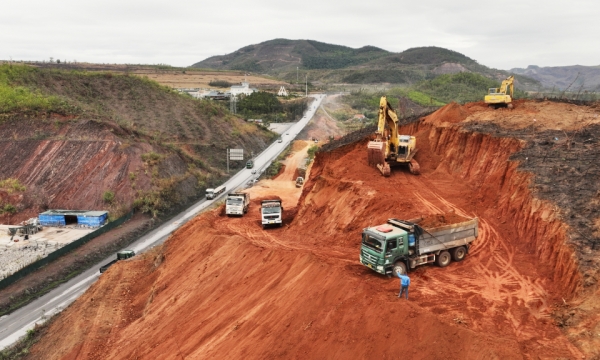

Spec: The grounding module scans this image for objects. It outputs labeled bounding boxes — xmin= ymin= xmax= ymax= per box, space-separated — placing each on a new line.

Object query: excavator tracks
xmin=409 ymin=159 xmax=421 ymax=175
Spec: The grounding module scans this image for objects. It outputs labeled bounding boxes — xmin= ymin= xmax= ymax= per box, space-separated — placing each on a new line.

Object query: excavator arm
xmin=368 ymin=96 xmax=420 ymax=176
xmin=498 ymin=75 xmax=514 ymax=97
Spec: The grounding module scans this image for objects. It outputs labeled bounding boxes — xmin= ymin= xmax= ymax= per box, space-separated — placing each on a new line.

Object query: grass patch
xmin=265 ymin=144 xmax=293 ymax=178
xmin=0 ymin=178 xmax=26 ymax=193
xmin=0 ymin=322 xmax=48 ymax=359
xmin=0 ymin=64 xmax=73 ymax=115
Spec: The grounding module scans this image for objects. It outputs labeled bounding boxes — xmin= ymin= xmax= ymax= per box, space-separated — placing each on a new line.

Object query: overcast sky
xmin=2 ymin=0 xmax=598 ymax=70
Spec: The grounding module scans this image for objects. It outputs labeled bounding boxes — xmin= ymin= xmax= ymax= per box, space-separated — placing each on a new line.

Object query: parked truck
xmin=261 ymin=199 xmax=283 ymax=228
xmin=226 ymin=192 xmax=250 ymax=216
xmin=99 ymin=250 xmax=136 ymax=273
xmin=360 ymin=217 xmax=478 ymax=276
xmin=206 ymin=185 xmax=226 ymax=200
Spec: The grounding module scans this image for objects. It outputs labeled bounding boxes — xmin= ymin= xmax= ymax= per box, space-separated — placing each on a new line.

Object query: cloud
xmin=1 ymin=0 xmax=598 ymax=69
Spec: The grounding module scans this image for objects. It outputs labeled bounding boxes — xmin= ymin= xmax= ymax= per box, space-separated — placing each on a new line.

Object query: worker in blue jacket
xmin=398 ymin=273 xmax=410 ymax=299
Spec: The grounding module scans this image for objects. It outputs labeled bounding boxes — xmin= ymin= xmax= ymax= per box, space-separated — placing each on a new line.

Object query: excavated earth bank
xmin=26 ymin=100 xmax=600 ymax=359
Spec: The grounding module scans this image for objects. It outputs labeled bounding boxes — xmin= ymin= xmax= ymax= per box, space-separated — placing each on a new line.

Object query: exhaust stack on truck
xmin=360 ymin=216 xmax=478 ymax=276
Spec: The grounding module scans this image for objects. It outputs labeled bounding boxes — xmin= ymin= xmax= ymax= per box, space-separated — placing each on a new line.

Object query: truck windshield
xmin=227 ymin=199 xmax=243 ymax=205
xmin=362 ymin=232 xmax=384 ymax=253
xmin=262 ymin=207 xmax=281 ymax=214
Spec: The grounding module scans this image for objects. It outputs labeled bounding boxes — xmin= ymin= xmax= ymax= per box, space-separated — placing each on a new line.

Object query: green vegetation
xmin=0 ymin=203 xmax=17 ymax=214
xmin=342 ymin=72 xmax=527 ymax=115
xmin=265 ymin=144 xmax=293 ymax=178
xmin=0 ymin=178 xmax=26 ymax=193
xmin=141 ymin=152 xmax=163 ymax=165
xmin=307 ymin=145 xmax=319 ymax=162
xmin=0 ymin=323 xmax=45 ymax=359
xmin=341 ymin=69 xmax=425 ymax=84
xmin=384 ymin=47 xmax=475 ymax=65
xmin=0 ymin=65 xmax=74 ymax=115
xmin=208 ymin=80 xmax=233 ymax=88
xmin=102 ymin=190 xmax=115 ymax=204
xmin=301 ymin=42 xmax=388 ymax=70
xmin=414 ymin=72 xmax=528 ymax=103
xmin=238 ymin=91 xmax=308 ymax=123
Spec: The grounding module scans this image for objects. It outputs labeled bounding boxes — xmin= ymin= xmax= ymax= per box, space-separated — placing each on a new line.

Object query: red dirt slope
xmin=27 ymin=101 xmax=594 ymax=359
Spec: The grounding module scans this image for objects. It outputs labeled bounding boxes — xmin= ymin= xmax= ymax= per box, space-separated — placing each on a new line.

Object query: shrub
xmin=102 ymin=190 xmax=115 ymax=204
xmin=0 ymin=203 xmax=17 ymax=214
xmin=208 ymin=80 xmax=233 ymax=88
xmin=0 ymin=178 xmax=26 ymax=193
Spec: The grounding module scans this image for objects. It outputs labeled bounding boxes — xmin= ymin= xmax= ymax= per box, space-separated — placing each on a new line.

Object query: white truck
xmin=261 ymin=199 xmax=283 ymax=229
xmin=206 ymin=185 xmax=226 ymax=200
xmin=226 ymin=193 xmax=250 ymax=216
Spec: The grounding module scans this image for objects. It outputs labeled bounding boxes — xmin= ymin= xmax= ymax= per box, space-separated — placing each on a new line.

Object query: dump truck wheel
xmin=436 ymin=251 xmax=451 ymax=267
xmin=393 ymin=261 xmax=407 ymax=276
xmin=451 ymin=246 xmax=466 ymax=262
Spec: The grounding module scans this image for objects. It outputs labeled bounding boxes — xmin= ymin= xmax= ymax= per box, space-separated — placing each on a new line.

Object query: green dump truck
xmin=360 ymin=217 xmax=478 ymax=276
xmin=99 ymin=250 xmax=136 ymax=273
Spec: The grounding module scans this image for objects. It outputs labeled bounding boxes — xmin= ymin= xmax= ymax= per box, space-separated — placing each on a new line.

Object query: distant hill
xmin=193 ymin=39 xmax=390 ymax=72
xmin=510 ymin=65 xmax=600 ymax=91
xmin=192 ymin=39 xmax=540 ymax=89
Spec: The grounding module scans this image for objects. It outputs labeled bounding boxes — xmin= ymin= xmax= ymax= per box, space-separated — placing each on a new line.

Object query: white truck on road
xmin=226 ymin=193 xmax=250 ymax=216
xmin=206 ymin=185 xmax=226 ymax=200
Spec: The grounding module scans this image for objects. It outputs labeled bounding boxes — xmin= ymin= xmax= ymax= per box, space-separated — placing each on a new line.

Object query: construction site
xmin=20 ymin=98 xmax=600 ymax=359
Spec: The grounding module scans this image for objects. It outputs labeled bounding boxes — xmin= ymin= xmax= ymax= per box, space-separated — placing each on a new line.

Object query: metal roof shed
xmin=39 ymin=210 xmax=108 ymax=227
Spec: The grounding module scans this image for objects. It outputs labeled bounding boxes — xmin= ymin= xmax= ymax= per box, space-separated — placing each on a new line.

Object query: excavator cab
xmin=485 ymin=76 xmax=514 ymax=109
xmin=367 ymin=97 xmax=420 ymax=176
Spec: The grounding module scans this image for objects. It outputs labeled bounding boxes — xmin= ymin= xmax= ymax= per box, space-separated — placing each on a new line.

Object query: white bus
xmin=206 ymin=185 xmax=226 ymax=200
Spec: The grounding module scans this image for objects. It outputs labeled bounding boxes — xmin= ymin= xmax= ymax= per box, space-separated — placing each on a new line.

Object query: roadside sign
xmin=229 ymin=148 xmax=244 ymax=160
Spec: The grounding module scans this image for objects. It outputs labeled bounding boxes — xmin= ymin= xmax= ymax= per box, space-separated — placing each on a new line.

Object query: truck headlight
xmin=376 ymin=266 xmax=384 ymax=271
xmin=359 ymin=255 xmax=363 ymax=262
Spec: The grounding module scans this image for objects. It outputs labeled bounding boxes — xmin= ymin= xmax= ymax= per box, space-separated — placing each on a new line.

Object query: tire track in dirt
xmin=390 ymin=170 xmax=575 ymax=353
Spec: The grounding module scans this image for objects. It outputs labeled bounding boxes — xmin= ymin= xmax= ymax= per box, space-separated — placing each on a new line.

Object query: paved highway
xmin=0 ymin=94 xmax=326 ymax=350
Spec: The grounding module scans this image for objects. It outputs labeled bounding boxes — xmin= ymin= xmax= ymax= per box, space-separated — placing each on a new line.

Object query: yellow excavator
xmin=367 ymin=96 xmax=420 ymax=176
xmin=485 ymin=75 xmax=514 ymax=108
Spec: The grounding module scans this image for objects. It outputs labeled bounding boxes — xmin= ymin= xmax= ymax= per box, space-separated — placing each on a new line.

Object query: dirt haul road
xmin=27 ymin=100 xmax=600 ymax=359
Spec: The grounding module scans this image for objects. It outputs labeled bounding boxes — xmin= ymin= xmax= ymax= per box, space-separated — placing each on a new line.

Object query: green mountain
xmin=192 ymin=39 xmax=389 ymax=72
xmin=192 ymin=39 xmax=539 ymax=89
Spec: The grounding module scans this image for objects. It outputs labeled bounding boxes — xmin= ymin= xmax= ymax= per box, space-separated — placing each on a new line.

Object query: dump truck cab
xmin=261 ymin=200 xmax=283 ymax=228
xmin=360 ymin=223 xmax=411 ymax=276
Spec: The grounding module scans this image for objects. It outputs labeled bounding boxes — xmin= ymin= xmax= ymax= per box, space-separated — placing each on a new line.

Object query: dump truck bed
xmin=416 ymin=218 xmax=478 ymax=256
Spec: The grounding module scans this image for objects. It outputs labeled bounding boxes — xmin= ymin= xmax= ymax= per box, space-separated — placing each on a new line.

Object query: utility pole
xmin=226 ymin=148 xmax=229 ymax=173
xmin=305 ymin=74 xmax=308 ymax=97
xmin=296 ymin=67 xmax=299 ymax=84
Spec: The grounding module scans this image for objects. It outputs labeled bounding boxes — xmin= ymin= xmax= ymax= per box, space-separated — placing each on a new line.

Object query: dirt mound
xmin=27 ymin=100 xmax=596 ymax=359
xmin=415 ymin=212 xmax=470 ymax=228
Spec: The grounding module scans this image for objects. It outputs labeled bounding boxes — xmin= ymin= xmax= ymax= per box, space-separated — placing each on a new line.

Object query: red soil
xmin=416 ymin=212 xmax=471 ymax=228
xmin=27 ymin=101 xmax=591 ymax=359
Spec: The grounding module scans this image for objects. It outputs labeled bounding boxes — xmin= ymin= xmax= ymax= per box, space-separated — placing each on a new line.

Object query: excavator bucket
xmin=367 ymin=141 xmax=390 ymax=176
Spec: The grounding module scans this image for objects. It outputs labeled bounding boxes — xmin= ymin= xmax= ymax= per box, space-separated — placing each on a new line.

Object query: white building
xmin=277 ymin=86 xmax=288 ymax=97
xmin=230 ymin=81 xmax=257 ymax=96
